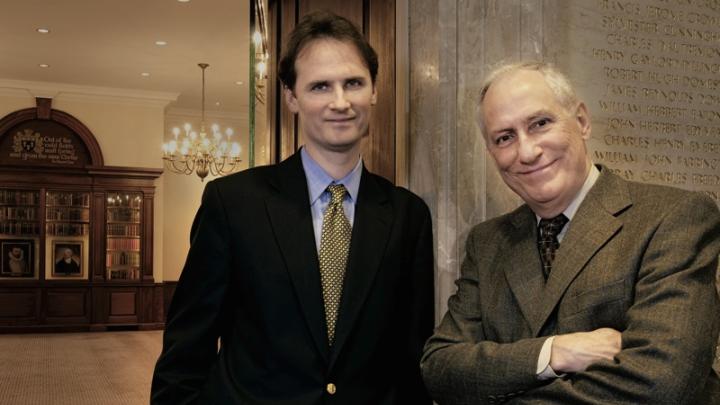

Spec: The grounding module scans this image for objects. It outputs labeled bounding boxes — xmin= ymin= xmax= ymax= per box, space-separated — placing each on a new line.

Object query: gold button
xmin=326 ymin=383 xmax=336 ymax=395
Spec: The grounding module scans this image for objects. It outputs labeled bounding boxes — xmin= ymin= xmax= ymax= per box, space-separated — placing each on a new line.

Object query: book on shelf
xmin=1 ymin=221 xmax=40 ymax=236
xmin=0 ymin=207 xmax=37 ymax=220
xmin=106 ymin=223 xmax=140 ymax=236
xmin=0 ymin=190 xmax=39 ymax=205
xmin=106 ymin=251 xmax=140 ymax=267
xmin=46 ymin=192 xmax=90 ymax=207
xmin=45 ymin=223 xmax=90 ymax=236
xmin=45 ymin=207 xmax=90 ymax=221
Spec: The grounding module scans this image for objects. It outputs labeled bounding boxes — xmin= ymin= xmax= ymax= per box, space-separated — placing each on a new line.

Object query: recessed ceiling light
xmin=235 ymin=81 xmax=243 ymax=85
xmin=177 ymin=0 xmax=190 ymax=2
xmin=141 ymin=72 xmax=151 ymax=77
xmin=155 ymin=40 xmax=167 ymax=46
xmin=39 ymin=63 xmax=50 ymax=68
xmin=215 ymin=101 xmax=221 ymax=106
xmin=36 ymin=28 xmax=50 ymax=34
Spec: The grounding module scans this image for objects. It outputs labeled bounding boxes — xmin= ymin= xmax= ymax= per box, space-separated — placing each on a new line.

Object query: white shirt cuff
xmin=536 ymin=336 xmax=562 ymax=380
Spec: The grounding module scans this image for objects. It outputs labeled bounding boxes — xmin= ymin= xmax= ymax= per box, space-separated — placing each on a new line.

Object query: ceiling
xmin=0 ymin=0 xmax=250 ymax=115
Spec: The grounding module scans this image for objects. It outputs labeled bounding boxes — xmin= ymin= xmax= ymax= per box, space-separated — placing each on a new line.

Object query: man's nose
xmin=517 ymin=132 xmax=542 ymax=164
xmin=329 ymin=87 xmax=350 ymax=110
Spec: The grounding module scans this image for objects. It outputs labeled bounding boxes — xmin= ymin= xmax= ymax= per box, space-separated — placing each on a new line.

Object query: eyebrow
xmin=306 ymin=76 xmax=366 ymax=88
xmin=487 ymin=109 xmax=556 ymax=136
xmin=305 ymin=80 xmax=329 ymax=89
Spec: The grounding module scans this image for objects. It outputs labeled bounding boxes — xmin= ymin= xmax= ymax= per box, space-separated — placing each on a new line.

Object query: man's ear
xmin=575 ymin=102 xmax=591 ymax=140
xmin=284 ymin=85 xmax=299 ymax=113
xmin=370 ymin=84 xmax=377 ymax=106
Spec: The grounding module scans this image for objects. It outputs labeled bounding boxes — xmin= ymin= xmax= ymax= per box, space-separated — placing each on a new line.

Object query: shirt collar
xmin=536 ymin=163 xmax=600 ymax=223
xmin=300 ymin=147 xmax=362 ymax=205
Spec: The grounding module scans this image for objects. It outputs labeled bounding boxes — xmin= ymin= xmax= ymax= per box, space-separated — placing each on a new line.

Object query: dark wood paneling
xmin=44 ymin=288 xmax=90 ymax=324
xmin=139 ymin=285 xmax=154 ymax=322
xmin=298 ymin=0 xmax=364 ymax=31
xmin=366 ymin=0 xmax=396 ymax=182
xmin=92 ymin=192 xmax=106 ymax=281
xmin=45 ymin=289 xmax=87 ymax=317
xmin=109 ymin=290 xmax=136 ymax=316
xmin=142 ymin=194 xmax=154 ymax=282
xmin=0 ymin=289 xmax=40 ymax=319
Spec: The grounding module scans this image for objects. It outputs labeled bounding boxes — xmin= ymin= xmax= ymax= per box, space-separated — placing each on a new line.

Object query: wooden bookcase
xmin=0 ymin=99 xmax=163 ymax=332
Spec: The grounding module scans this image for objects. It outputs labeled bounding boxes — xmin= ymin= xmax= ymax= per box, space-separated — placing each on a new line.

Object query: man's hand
xmin=550 ymin=328 xmax=621 ymax=373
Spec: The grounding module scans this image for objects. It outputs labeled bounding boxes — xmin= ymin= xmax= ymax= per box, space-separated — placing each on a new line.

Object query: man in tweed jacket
xmin=421 ymin=61 xmax=720 ymax=404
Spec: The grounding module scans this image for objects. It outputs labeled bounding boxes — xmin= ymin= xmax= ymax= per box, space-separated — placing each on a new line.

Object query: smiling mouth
xmin=326 ymin=117 xmax=355 ymax=123
xmin=518 ymin=160 xmax=557 ymax=176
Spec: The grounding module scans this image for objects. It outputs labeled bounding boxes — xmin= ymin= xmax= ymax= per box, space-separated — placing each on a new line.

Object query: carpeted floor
xmin=0 ymin=330 xmax=163 ymax=405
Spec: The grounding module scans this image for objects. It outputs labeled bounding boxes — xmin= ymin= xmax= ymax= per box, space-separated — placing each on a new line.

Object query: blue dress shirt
xmin=300 ymin=148 xmax=362 ymax=252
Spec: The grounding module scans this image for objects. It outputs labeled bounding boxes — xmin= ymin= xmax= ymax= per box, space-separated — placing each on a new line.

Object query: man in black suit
xmin=151 ymin=11 xmax=434 ymax=405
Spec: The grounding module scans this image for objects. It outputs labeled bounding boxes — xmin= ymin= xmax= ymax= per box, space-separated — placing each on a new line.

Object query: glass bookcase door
xmin=45 ymin=191 xmax=90 ymax=280
xmin=0 ymin=189 xmax=40 ymax=279
xmin=106 ymin=192 xmax=142 ymax=280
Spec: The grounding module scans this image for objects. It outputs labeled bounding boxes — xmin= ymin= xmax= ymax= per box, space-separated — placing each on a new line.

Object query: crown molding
xmin=0 ymin=78 xmax=179 ymax=107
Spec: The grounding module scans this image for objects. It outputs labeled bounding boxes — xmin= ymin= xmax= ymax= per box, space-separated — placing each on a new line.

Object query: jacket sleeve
xmin=512 ymin=193 xmax=720 ymax=404
xmin=151 ymin=180 xmax=232 ymax=405
xmin=420 ymin=225 xmax=550 ymax=405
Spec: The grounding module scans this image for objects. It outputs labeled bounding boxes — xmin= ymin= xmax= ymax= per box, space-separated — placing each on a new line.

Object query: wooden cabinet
xmin=0 ymin=99 xmax=163 ymax=332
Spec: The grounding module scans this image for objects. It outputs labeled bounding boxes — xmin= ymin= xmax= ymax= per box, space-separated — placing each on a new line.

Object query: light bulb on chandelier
xmin=162 ymin=63 xmax=242 ymax=181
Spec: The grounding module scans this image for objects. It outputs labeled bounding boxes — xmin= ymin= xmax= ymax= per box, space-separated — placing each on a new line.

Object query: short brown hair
xmin=278 ymin=11 xmax=378 ymax=91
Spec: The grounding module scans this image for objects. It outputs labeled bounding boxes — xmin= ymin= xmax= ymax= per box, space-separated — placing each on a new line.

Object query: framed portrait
xmin=46 ymin=237 xmax=88 ymax=280
xmin=0 ymin=238 xmax=38 ymax=279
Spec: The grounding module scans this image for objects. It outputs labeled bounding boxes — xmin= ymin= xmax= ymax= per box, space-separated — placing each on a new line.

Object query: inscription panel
xmin=555 ymin=0 xmax=720 ymax=205
xmin=0 ymin=120 xmax=90 ymax=167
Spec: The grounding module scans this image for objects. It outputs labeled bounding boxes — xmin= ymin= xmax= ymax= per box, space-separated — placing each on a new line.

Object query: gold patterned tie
xmin=319 ymin=184 xmax=352 ymax=345
xmin=538 ymin=214 xmax=569 ymax=280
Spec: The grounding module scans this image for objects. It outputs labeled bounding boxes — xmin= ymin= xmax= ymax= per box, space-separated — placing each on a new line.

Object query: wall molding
xmin=0 ymin=78 xmax=178 ymax=108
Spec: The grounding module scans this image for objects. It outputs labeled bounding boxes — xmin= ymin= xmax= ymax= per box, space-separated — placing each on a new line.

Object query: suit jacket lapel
xmin=265 ymin=152 xmax=330 ymax=362
xmin=533 ymin=167 xmax=631 ymax=336
xmin=503 ymin=206 xmax=548 ymax=334
xmin=329 ymin=168 xmax=392 ymax=367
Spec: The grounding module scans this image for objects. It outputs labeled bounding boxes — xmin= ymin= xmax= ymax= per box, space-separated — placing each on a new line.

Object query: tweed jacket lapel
xmin=265 ymin=152 xmax=330 ymax=363
xmin=534 ymin=166 xmax=632 ymax=336
xmin=329 ymin=167 xmax=392 ymax=368
xmin=502 ymin=206 xmax=549 ymax=334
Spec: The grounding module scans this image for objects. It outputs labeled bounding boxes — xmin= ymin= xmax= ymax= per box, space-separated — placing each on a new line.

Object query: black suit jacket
xmin=152 ymin=151 xmax=434 ymax=405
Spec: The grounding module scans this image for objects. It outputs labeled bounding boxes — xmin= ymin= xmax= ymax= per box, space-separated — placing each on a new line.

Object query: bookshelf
xmin=106 ymin=192 xmax=142 ymax=281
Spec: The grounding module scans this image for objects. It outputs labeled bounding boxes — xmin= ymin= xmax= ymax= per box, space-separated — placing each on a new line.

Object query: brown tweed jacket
xmin=421 ymin=166 xmax=720 ymax=404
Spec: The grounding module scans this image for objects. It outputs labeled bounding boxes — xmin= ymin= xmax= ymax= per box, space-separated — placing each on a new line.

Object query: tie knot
xmin=538 ymin=214 xmax=569 ymax=239
xmin=327 ymin=184 xmax=347 ymax=205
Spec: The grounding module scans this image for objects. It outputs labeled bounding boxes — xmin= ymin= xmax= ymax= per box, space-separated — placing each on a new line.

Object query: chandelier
xmin=162 ymin=63 xmax=242 ymax=181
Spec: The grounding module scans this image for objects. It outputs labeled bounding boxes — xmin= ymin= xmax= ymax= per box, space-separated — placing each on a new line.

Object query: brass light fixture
xmin=162 ymin=63 xmax=242 ymax=181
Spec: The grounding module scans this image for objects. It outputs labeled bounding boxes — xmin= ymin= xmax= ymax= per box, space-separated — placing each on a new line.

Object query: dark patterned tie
xmin=318 ymin=184 xmax=352 ymax=345
xmin=538 ymin=214 xmax=569 ymax=280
